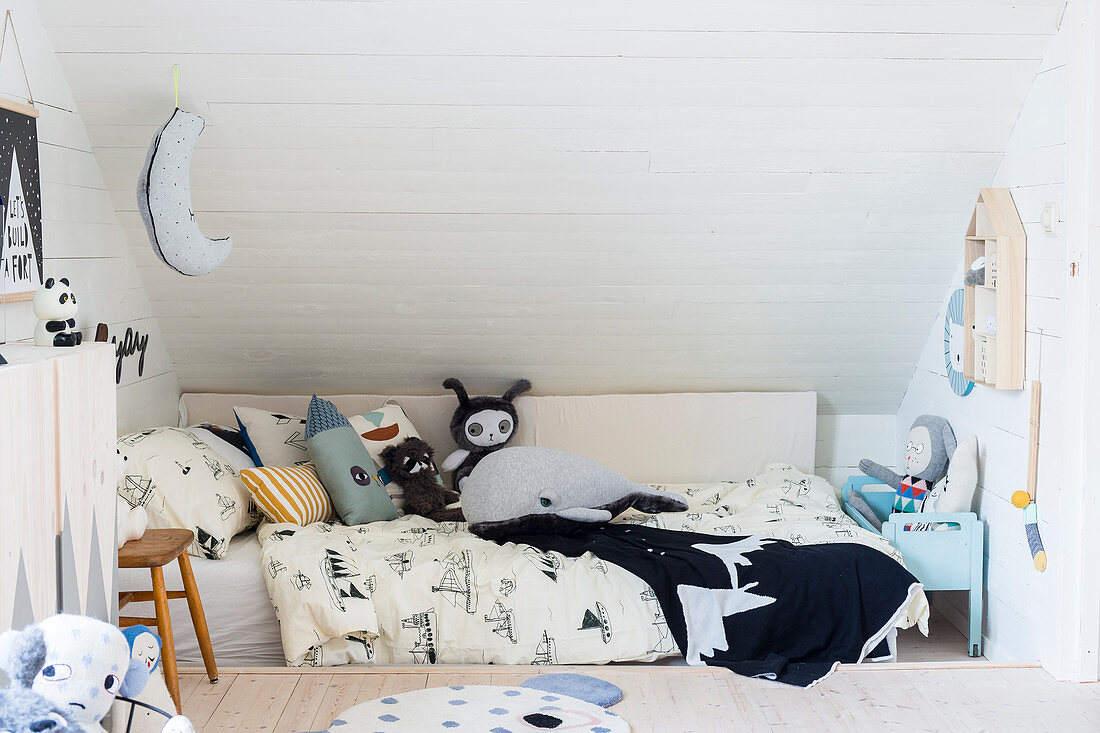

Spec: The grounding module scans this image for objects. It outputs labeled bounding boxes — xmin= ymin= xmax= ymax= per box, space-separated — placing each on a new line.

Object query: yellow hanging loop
xmin=173 ymin=64 xmax=179 ymax=109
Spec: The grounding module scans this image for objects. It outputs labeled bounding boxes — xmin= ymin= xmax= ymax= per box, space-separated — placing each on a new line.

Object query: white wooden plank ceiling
xmin=37 ymin=0 xmax=1065 ymax=413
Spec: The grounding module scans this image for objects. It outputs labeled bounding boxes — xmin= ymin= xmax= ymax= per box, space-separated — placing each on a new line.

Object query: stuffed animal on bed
xmin=380 ymin=437 xmax=464 ymax=522
xmin=461 ymin=446 xmax=688 ymax=540
xmin=859 ymin=414 xmax=957 ymax=514
xmin=439 ymin=377 xmax=531 ymax=490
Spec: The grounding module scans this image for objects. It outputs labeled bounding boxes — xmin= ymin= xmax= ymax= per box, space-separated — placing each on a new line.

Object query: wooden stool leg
xmin=178 ymin=552 xmax=219 ymax=683
xmin=150 ymin=565 xmax=181 ymax=714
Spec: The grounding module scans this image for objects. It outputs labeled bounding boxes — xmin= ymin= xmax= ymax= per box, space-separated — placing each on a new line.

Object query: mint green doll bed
xmin=842 ymin=475 xmax=984 ymax=656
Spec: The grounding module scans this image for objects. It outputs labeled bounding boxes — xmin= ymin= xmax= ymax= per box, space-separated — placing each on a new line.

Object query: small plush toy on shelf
xmin=963 ymin=256 xmax=986 ymax=286
xmin=440 ymin=377 xmax=531 ymax=490
xmin=33 ymin=277 xmax=82 ymax=347
xmin=380 ymin=437 xmax=463 ymax=522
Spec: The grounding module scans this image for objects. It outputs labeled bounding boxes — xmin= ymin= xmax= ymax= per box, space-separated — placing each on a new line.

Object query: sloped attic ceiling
xmin=38 ymin=0 xmax=1064 ymax=413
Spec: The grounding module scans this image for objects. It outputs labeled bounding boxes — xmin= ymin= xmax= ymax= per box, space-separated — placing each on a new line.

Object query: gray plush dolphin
xmin=461 ymin=446 xmax=688 ymax=540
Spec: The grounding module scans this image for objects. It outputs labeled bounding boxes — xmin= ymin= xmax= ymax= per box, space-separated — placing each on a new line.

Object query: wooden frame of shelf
xmin=962 ymin=188 xmax=1025 ymax=390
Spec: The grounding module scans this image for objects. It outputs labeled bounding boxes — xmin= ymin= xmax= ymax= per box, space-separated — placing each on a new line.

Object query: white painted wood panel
xmin=35 ymin=0 xmax=1062 ymax=415
xmin=0 ymin=353 xmax=57 ymax=629
xmin=54 ymin=345 xmax=116 ymax=619
xmin=0 ymin=0 xmax=179 ymax=433
xmin=896 ymin=17 xmax=1070 ymax=667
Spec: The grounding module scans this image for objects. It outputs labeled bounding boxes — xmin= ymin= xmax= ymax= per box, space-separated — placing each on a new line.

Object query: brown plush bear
xmin=380 ymin=437 xmax=464 ymax=522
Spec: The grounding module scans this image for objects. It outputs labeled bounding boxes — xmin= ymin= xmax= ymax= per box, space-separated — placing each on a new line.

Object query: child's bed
xmin=118 ymin=390 xmax=928 ymax=668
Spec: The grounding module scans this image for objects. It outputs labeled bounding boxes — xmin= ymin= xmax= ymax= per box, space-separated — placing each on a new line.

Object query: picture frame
xmin=0 ymin=95 xmax=42 ymax=307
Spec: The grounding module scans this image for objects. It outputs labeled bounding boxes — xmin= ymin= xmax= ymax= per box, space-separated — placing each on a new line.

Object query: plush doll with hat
xmin=859 ymin=414 xmax=957 ymax=515
xmin=439 ymin=378 xmax=531 ymax=491
xmin=109 ymin=626 xmax=191 ymax=733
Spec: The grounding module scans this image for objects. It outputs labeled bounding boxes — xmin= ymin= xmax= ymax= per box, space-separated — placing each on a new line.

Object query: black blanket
xmin=510 ymin=524 xmax=920 ymax=686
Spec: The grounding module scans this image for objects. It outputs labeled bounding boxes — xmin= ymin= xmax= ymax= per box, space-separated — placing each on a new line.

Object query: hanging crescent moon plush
xmin=136 ymin=108 xmax=232 ymax=276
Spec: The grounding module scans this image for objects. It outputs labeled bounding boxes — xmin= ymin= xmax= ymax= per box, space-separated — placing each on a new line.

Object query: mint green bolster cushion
xmin=306 ymin=395 xmax=398 ymax=525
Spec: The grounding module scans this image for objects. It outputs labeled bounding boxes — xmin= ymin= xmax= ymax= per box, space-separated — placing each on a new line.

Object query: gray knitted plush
xmin=0 ymin=627 xmax=75 ymax=732
xmin=462 ymin=446 xmax=687 ymax=540
xmin=859 ymin=414 xmax=957 ymax=514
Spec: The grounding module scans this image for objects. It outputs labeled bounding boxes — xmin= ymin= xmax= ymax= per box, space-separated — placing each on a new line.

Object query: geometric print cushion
xmin=240 ymin=463 xmax=334 ymax=525
xmin=233 ymin=406 xmax=310 ymax=467
xmin=117 ymin=427 xmax=256 ymax=559
xmin=348 ymin=401 xmax=440 ymax=513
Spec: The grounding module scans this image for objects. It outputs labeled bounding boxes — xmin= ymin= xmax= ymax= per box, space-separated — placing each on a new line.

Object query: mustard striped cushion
xmin=241 ymin=463 xmax=334 ymax=525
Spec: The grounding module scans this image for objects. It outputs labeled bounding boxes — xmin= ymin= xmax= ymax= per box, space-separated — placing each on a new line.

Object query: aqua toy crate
xmin=841 ymin=475 xmax=984 ymax=657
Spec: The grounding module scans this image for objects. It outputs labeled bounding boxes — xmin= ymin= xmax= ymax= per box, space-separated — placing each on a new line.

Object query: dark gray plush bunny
xmin=439 ymin=378 xmax=531 ymax=491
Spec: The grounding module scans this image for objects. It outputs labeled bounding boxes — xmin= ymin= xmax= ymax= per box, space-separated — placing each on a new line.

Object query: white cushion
xmin=117 ymin=427 xmax=256 ymax=559
xmin=233 ymin=406 xmax=310 ymax=467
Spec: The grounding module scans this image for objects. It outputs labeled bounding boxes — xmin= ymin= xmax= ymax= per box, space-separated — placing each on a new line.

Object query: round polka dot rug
xmin=328 ymin=684 xmax=630 ymax=732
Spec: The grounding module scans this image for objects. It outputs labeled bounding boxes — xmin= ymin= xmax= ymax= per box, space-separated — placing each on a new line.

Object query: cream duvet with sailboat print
xmin=257 ymin=464 xmax=927 ymax=667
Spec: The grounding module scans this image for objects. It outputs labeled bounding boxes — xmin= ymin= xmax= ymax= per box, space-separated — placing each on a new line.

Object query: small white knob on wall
xmin=1040 ymin=202 xmax=1059 ymax=236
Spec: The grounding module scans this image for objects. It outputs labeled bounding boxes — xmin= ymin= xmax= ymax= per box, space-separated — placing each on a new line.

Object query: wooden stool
xmin=118 ymin=529 xmax=219 ymax=713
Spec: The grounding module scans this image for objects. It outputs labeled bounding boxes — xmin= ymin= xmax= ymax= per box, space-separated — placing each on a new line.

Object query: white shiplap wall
xmin=35 ymin=0 xmax=1063 ymax=416
xmin=896 ymin=17 xmax=1069 ymax=663
xmin=0 ymin=1 xmax=178 ymax=432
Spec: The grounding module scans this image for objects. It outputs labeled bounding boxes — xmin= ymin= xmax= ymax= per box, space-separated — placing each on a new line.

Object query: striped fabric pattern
xmin=241 ymin=463 xmax=334 ymax=525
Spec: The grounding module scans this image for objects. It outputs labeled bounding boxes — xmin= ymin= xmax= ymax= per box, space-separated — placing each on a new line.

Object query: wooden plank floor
xmin=177 ymin=608 xmax=1074 ymax=732
xmin=181 ymin=665 xmax=1100 ymax=732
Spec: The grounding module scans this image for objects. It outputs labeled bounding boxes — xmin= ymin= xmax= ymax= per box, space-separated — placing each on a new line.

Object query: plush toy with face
xmin=439 ymin=378 xmax=531 ymax=490
xmin=859 ymin=415 xmax=957 ymax=514
xmin=32 ymin=277 xmax=82 ymax=347
xmin=0 ymin=615 xmax=137 ymax=733
xmin=380 ymin=437 xmax=463 ymax=522
xmin=110 ymin=627 xmax=194 ymax=733
xmin=462 ymin=447 xmax=688 ymax=540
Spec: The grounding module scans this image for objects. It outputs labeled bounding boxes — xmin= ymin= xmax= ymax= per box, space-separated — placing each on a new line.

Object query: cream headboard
xmin=179 ymin=391 xmax=817 ymax=484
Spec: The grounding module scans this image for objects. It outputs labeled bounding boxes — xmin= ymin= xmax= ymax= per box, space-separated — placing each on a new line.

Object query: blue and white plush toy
xmin=0 ymin=615 xmax=193 ymax=733
xmin=0 ymin=615 xmax=134 ymax=733
xmin=110 ymin=626 xmax=190 ymax=733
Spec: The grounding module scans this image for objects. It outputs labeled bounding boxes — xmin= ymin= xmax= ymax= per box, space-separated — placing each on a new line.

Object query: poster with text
xmin=0 ymin=101 xmax=42 ymax=301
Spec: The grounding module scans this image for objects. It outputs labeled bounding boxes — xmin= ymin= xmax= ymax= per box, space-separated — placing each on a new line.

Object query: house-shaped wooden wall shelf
xmin=963 ymin=188 xmax=1025 ymax=390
